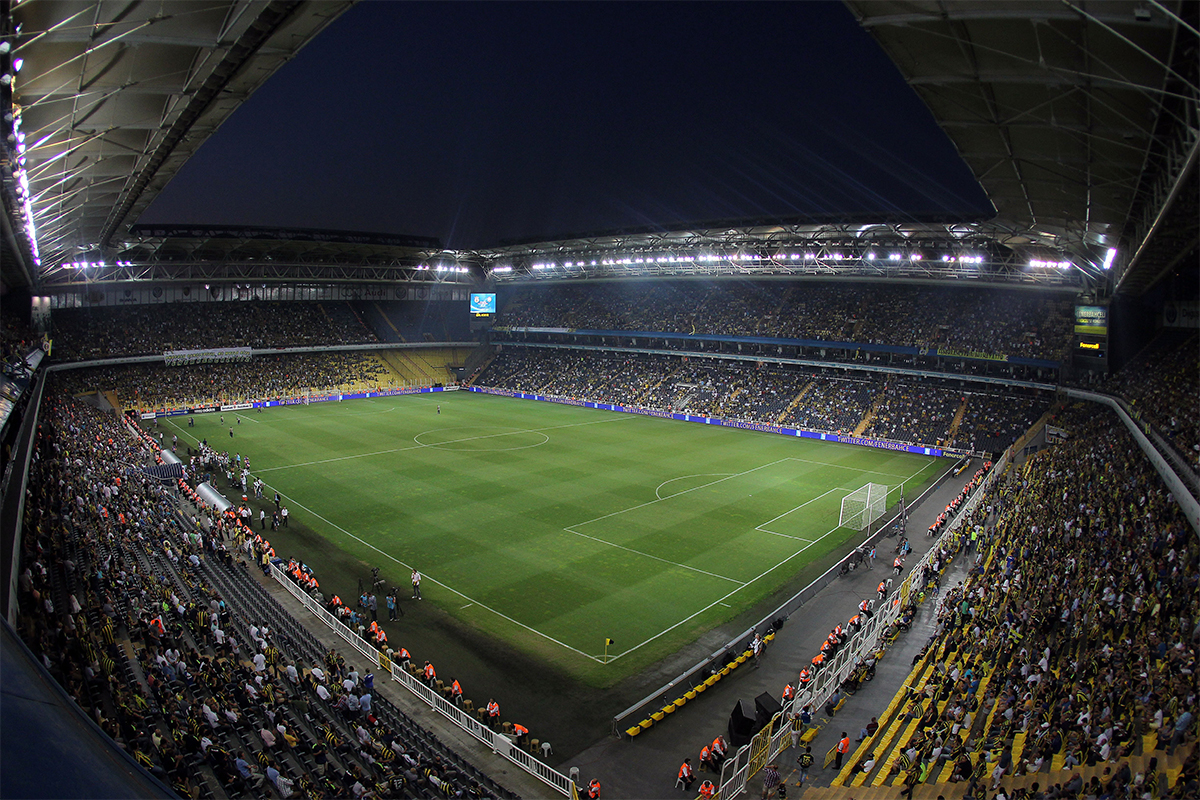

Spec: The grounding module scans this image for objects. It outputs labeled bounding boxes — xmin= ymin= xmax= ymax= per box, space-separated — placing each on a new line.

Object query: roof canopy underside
xmin=6 ymin=0 xmax=352 ymax=280
xmin=844 ymin=0 xmax=1199 ymax=294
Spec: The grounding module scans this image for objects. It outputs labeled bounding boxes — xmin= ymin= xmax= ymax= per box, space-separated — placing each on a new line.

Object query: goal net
xmin=839 ymin=483 xmax=888 ymax=530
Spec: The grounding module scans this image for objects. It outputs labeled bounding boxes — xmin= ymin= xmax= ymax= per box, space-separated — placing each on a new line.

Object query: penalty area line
xmin=605 ymin=522 xmax=844 ymax=663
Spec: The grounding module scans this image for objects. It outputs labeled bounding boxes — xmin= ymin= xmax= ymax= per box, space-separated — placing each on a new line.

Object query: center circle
xmin=413 ymin=426 xmax=550 ymax=452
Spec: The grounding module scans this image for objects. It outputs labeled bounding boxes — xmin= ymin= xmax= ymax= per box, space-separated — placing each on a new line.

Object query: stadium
xmin=1 ymin=2 xmax=1197 ymax=800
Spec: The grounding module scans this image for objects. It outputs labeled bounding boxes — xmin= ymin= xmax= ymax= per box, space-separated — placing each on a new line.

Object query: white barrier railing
xmin=269 ymin=564 xmax=577 ymax=797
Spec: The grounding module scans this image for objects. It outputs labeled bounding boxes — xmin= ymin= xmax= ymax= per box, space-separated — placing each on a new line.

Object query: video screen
xmin=470 ymin=293 xmax=497 ymax=315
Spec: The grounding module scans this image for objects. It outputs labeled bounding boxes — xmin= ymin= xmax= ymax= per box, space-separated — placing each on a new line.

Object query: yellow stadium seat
xmin=639 ymin=719 xmax=653 ymax=730
xmin=651 ymin=711 xmax=665 ymax=722
xmin=685 ymin=690 xmax=697 ymax=700
xmin=705 ymin=675 xmax=720 ymax=686
xmin=662 ymin=704 xmax=676 ymax=714
xmin=720 ymin=666 xmax=732 ymax=676
xmin=694 ymin=684 xmax=707 ymax=694
xmin=627 ymin=726 xmax=641 ymax=738
xmin=674 ymin=697 xmax=686 ymax=708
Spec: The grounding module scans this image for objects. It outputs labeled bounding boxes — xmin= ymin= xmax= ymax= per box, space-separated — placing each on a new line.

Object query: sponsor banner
xmin=191 ymin=405 xmax=219 ymax=414
xmin=1046 ymin=425 xmax=1070 ymax=440
xmin=220 ymin=402 xmax=253 ymax=411
xmin=493 ymin=326 xmax=575 ymax=334
xmin=164 ymin=346 xmax=252 ymax=366
xmin=140 ymin=412 xmax=156 ymax=420
xmin=471 ymin=387 xmax=943 ymax=457
xmin=1163 ymin=301 xmax=1200 ymax=328
xmin=936 ymin=348 xmax=1008 ymax=362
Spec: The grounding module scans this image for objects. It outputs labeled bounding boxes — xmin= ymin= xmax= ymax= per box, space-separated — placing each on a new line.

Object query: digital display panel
xmin=1074 ymin=305 xmax=1108 ymax=336
xmin=470 ymin=293 xmax=497 ymax=315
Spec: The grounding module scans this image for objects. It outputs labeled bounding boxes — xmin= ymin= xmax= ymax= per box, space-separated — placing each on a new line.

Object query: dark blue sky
xmin=140 ymin=1 xmax=993 ymax=249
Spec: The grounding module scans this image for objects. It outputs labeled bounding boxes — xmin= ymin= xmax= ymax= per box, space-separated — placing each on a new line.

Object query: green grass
xmin=165 ymin=391 xmax=948 ymax=686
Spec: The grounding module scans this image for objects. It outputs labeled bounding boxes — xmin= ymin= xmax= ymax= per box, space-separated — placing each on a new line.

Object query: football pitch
xmin=163 ymin=391 xmax=949 ymax=685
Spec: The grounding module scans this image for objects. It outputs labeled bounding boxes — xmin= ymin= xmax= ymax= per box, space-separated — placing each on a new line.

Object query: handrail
xmin=270 ymin=564 xmax=577 ymax=796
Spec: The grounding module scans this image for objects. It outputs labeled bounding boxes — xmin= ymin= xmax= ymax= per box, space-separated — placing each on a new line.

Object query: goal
xmin=839 ymin=483 xmax=888 ymax=530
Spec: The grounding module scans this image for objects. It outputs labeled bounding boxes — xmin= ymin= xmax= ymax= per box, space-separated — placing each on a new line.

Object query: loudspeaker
xmin=754 ymin=691 xmax=783 ymax=732
xmin=728 ymin=700 xmax=755 ymax=748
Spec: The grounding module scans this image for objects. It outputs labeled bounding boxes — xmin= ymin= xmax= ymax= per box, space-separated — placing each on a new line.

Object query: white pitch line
xmin=605 ymin=522 xmax=845 ymax=662
xmin=604 ymin=457 xmax=941 ymax=662
xmin=256 ymin=415 xmax=627 ymax=473
xmin=783 ymin=456 xmax=919 ymax=480
xmin=262 ymin=487 xmax=609 ymax=662
xmin=559 ymin=527 xmax=746 ymax=585
xmin=233 ymin=413 xmax=260 ymax=424
xmin=754 ymin=487 xmax=843 ymax=534
xmin=568 ymin=458 xmax=794 ymax=529
xmin=655 ymin=473 xmax=733 ymax=500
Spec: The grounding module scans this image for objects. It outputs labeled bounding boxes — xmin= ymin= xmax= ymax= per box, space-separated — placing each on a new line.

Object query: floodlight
xmin=1102 ymin=248 xmax=1117 ymax=270
xmin=0 ymin=42 xmax=9 ymax=55
xmin=867 ymin=252 xmax=876 ymax=260
xmin=12 ymin=58 xmax=22 ymax=73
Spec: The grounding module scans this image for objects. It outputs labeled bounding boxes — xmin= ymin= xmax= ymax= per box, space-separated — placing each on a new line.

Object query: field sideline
xmin=162 ymin=391 xmax=948 ymax=685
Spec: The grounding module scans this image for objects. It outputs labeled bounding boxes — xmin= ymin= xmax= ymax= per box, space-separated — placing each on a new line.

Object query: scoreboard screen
xmin=1074 ymin=305 xmax=1108 ymax=336
xmin=470 ymin=293 xmax=497 ymax=316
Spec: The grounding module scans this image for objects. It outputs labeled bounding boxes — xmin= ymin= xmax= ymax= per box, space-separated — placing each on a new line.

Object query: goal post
xmin=839 ymin=483 xmax=888 ymax=530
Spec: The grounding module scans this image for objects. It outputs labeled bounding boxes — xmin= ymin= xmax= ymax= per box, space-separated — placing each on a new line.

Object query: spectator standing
xmin=760 ymin=763 xmax=780 ymax=799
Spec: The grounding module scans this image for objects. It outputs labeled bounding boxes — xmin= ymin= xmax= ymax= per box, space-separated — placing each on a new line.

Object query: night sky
xmin=139 ymin=2 xmax=993 ymax=249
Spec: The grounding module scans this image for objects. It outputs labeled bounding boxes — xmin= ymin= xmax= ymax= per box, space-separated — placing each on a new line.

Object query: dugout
xmin=195 ymin=482 xmax=233 ymax=514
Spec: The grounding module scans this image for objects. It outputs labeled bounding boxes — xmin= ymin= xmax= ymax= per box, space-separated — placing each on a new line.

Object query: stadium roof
xmin=1 ymin=0 xmax=354 ymax=288
xmin=2 ymin=1 xmax=1196 ymax=296
xmin=843 ymin=0 xmax=1199 ymax=296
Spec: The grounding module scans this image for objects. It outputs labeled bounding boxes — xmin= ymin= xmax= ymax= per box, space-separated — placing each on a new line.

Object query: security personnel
xmin=511 ymin=723 xmax=529 ymax=747
xmin=835 ymin=732 xmax=851 ymax=769
xmin=487 ymin=699 xmax=500 ymax=728
xmin=700 ymin=743 xmax=714 ymax=772
xmin=782 ymin=682 xmax=795 ymax=704
xmin=449 ymin=679 xmax=463 ymax=705
xmin=678 ymin=758 xmax=696 ymax=791
xmin=878 ymin=580 xmax=888 ymax=599
xmin=699 ymin=780 xmax=716 ymax=799
xmin=711 ymin=735 xmax=728 ymax=766
xmin=860 ymin=598 xmax=873 ymax=618
xmin=586 ymin=778 xmax=601 ymax=799
xmin=422 ymin=661 xmax=436 ymax=686
xmin=798 ymin=668 xmax=812 ymax=686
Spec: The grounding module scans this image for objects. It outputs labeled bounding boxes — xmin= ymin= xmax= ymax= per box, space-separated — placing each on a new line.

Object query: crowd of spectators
xmin=1102 ymin=333 xmax=1199 ymax=474
xmin=497 ymin=282 xmax=1075 ymax=362
xmin=862 ymin=378 xmax=962 ymax=447
xmin=956 ymin=393 xmax=1049 ymax=455
xmin=877 ymin=405 xmax=1200 ymax=797
xmin=51 ymin=302 xmax=377 ymax=360
xmin=479 ymin=348 xmax=1048 ymax=451
xmin=56 ymin=352 xmax=393 ymax=411
xmin=2 ymin=311 xmax=38 ymax=374
xmin=15 ymin=387 xmax=512 ymax=799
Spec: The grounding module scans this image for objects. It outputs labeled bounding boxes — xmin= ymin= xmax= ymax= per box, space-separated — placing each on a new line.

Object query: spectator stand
xmin=1065 ymin=388 xmax=1200 ymax=535
xmin=268 ymin=561 xmax=577 ymax=797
